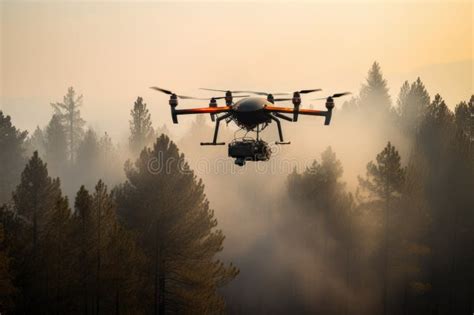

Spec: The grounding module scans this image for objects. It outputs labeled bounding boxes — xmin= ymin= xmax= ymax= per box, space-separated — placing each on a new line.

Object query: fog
xmin=1 ymin=1 xmax=472 ymax=314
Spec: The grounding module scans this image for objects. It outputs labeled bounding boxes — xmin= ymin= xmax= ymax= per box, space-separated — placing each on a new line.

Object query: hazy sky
xmin=1 ymin=0 xmax=472 ymax=138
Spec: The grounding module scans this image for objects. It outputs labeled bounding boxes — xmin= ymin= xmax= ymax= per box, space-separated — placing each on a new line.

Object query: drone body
xmin=150 ymin=87 xmax=350 ymax=165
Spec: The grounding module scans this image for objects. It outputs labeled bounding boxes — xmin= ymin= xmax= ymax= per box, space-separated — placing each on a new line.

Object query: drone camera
xmin=228 ymin=139 xmax=271 ymax=166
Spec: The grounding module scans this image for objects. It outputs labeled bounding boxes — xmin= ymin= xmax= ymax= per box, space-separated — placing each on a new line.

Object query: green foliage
xmin=454 ymin=95 xmax=474 ymax=138
xmin=116 ymin=134 xmax=239 ymax=313
xmin=13 ymin=151 xmax=63 ymax=237
xmin=0 ymin=111 xmax=27 ymax=204
xmin=358 ymin=142 xmax=405 ymax=203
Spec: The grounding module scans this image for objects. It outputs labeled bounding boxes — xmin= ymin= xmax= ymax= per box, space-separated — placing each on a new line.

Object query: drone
xmin=150 ymin=87 xmax=350 ymax=166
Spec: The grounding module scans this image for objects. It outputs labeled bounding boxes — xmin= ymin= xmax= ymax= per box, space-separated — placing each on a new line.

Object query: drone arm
xmin=265 ymin=106 xmax=331 ymax=125
xmin=265 ymin=106 xmax=326 ymax=116
xmin=174 ymin=106 xmax=232 ymax=115
xmin=171 ymin=106 xmax=231 ymax=124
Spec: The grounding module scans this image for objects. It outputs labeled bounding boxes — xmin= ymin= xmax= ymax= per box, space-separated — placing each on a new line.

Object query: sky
xmin=1 ymin=0 xmax=472 ymax=139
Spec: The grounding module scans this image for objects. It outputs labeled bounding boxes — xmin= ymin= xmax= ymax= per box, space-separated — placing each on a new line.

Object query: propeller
xmin=313 ymin=92 xmax=351 ymax=112
xmin=235 ymin=91 xmax=291 ymax=96
xmin=312 ymin=92 xmax=351 ymax=100
xmin=200 ymin=88 xmax=322 ymax=96
xmin=200 ymin=88 xmax=257 ymax=94
xmin=150 ymin=86 xmax=207 ymax=100
xmin=207 ymin=95 xmax=251 ymax=100
xmin=296 ymin=89 xmax=323 ymax=94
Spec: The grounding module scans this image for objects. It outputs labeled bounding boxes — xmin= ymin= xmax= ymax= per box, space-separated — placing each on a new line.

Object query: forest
xmin=0 ymin=62 xmax=473 ymax=314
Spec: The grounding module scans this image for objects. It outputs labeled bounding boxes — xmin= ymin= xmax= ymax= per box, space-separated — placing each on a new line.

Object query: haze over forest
xmin=0 ymin=1 xmax=473 ymax=314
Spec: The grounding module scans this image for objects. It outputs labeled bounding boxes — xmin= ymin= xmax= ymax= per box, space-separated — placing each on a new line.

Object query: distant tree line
xmin=286 ymin=62 xmax=473 ymax=314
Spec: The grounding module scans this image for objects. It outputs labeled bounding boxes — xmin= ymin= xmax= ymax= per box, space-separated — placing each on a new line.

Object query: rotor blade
xmin=200 ymin=88 xmax=229 ymax=93
xmin=150 ymin=86 xmax=173 ymax=95
xmin=312 ymin=92 xmax=351 ymax=100
xmin=332 ymin=92 xmax=351 ymax=98
xmin=178 ymin=95 xmax=209 ymax=100
xmin=249 ymin=91 xmax=291 ymax=96
xmin=209 ymin=90 xmax=270 ymax=95
xmin=174 ymin=106 xmax=232 ymax=115
xmin=298 ymin=89 xmax=322 ymax=94
xmin=200 ymin=88 xmax=255 ymax=95
xmin=209 ymin=95 xmax=250 ymax=100
xmin=232 ymin=95 xmax=251 ymax=98
xmin=273 ymin=98 xmax=293 ymax=102
xmin=150 ymin=87 xmax=207 ymax=100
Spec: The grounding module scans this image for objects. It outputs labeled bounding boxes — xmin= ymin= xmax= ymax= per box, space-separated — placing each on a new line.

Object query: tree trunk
xmin=96 ymin=201 xmax=101 ymax=315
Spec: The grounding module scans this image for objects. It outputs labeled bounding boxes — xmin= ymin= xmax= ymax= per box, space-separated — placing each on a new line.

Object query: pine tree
xmin=412 ymin=94 xmax=474 ymax=314
xmin=358 ymin=142 xmax=406 ymax=315
xmin=359 ymin=62 xmax=392 ymax=116
xmin=287 ymin=147 xmax=354 ymax=313
xmin=44 ymin=114 xmax=68 ymax=175
xmin=129 ymin=97 xmax=155 ymax=154
xmin=71 ymin=185 xmax=94 ymax=314
xmin=0 ymin=111 xmax=28 ymax=204
xmin=77 ymin=128 xmax=100 ymax=167
xmin=115 ymin=134 xmax=238 ymax=313
xmin=0 ymin=205 xmax=30 ymax=313
xmin=0 ymin=222 xmax=16 ymax=312
xmin=11 ymin=151 xmax=68 ymax=313
xmin=51 ymin=87 xmax=85 ymax=163
xmin=13 ymin=151 xmax=62 ymax=256
xmin=397 ymin=78 xmax=430 ymax=135
xmin=41 ymin=194 xmax=72 ymax=313
xmin=71 ymin=181 xmax=146 ymax=313
xmin=99 ymin=132 xmax=114 ymax=157
xmin=25 ymin=126 xmax=46 ymax=157
xmin=91 ymin=180 xmax=116 ymax=314
xmin=454 ymin=95 xmax=474 ymax=139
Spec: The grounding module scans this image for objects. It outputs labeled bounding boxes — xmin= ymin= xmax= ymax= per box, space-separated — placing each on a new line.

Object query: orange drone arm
xmin=171 ymin=106 xmax=232 ymax=123
xmin=174 ymin=106 xmax=232 ymax=115
xmin=264 ymin=106 xmax=326 ymax=116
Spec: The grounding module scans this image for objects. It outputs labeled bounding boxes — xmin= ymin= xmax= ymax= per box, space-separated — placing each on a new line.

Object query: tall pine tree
xmin=129 ymin=97 xmax=155 ymax=155
xmin=44 ymin=114 xmax=68 ymax=175
xmin=397 ymin=77 xmax=431 ymax=135
xmin=358 ymin=142 xmax=406 ymax=315
xmin=12 ymin=151 xmax=69 ymax=313
xmin=0 ymin=111 xmax=27 ymax=204
xmin=115 ymin=134 xmax=238 ymax=314
xmin=359 ymin=62 xmax=393 ymax=117
xmin=51 ymin=87 xmax=85 ymax=163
